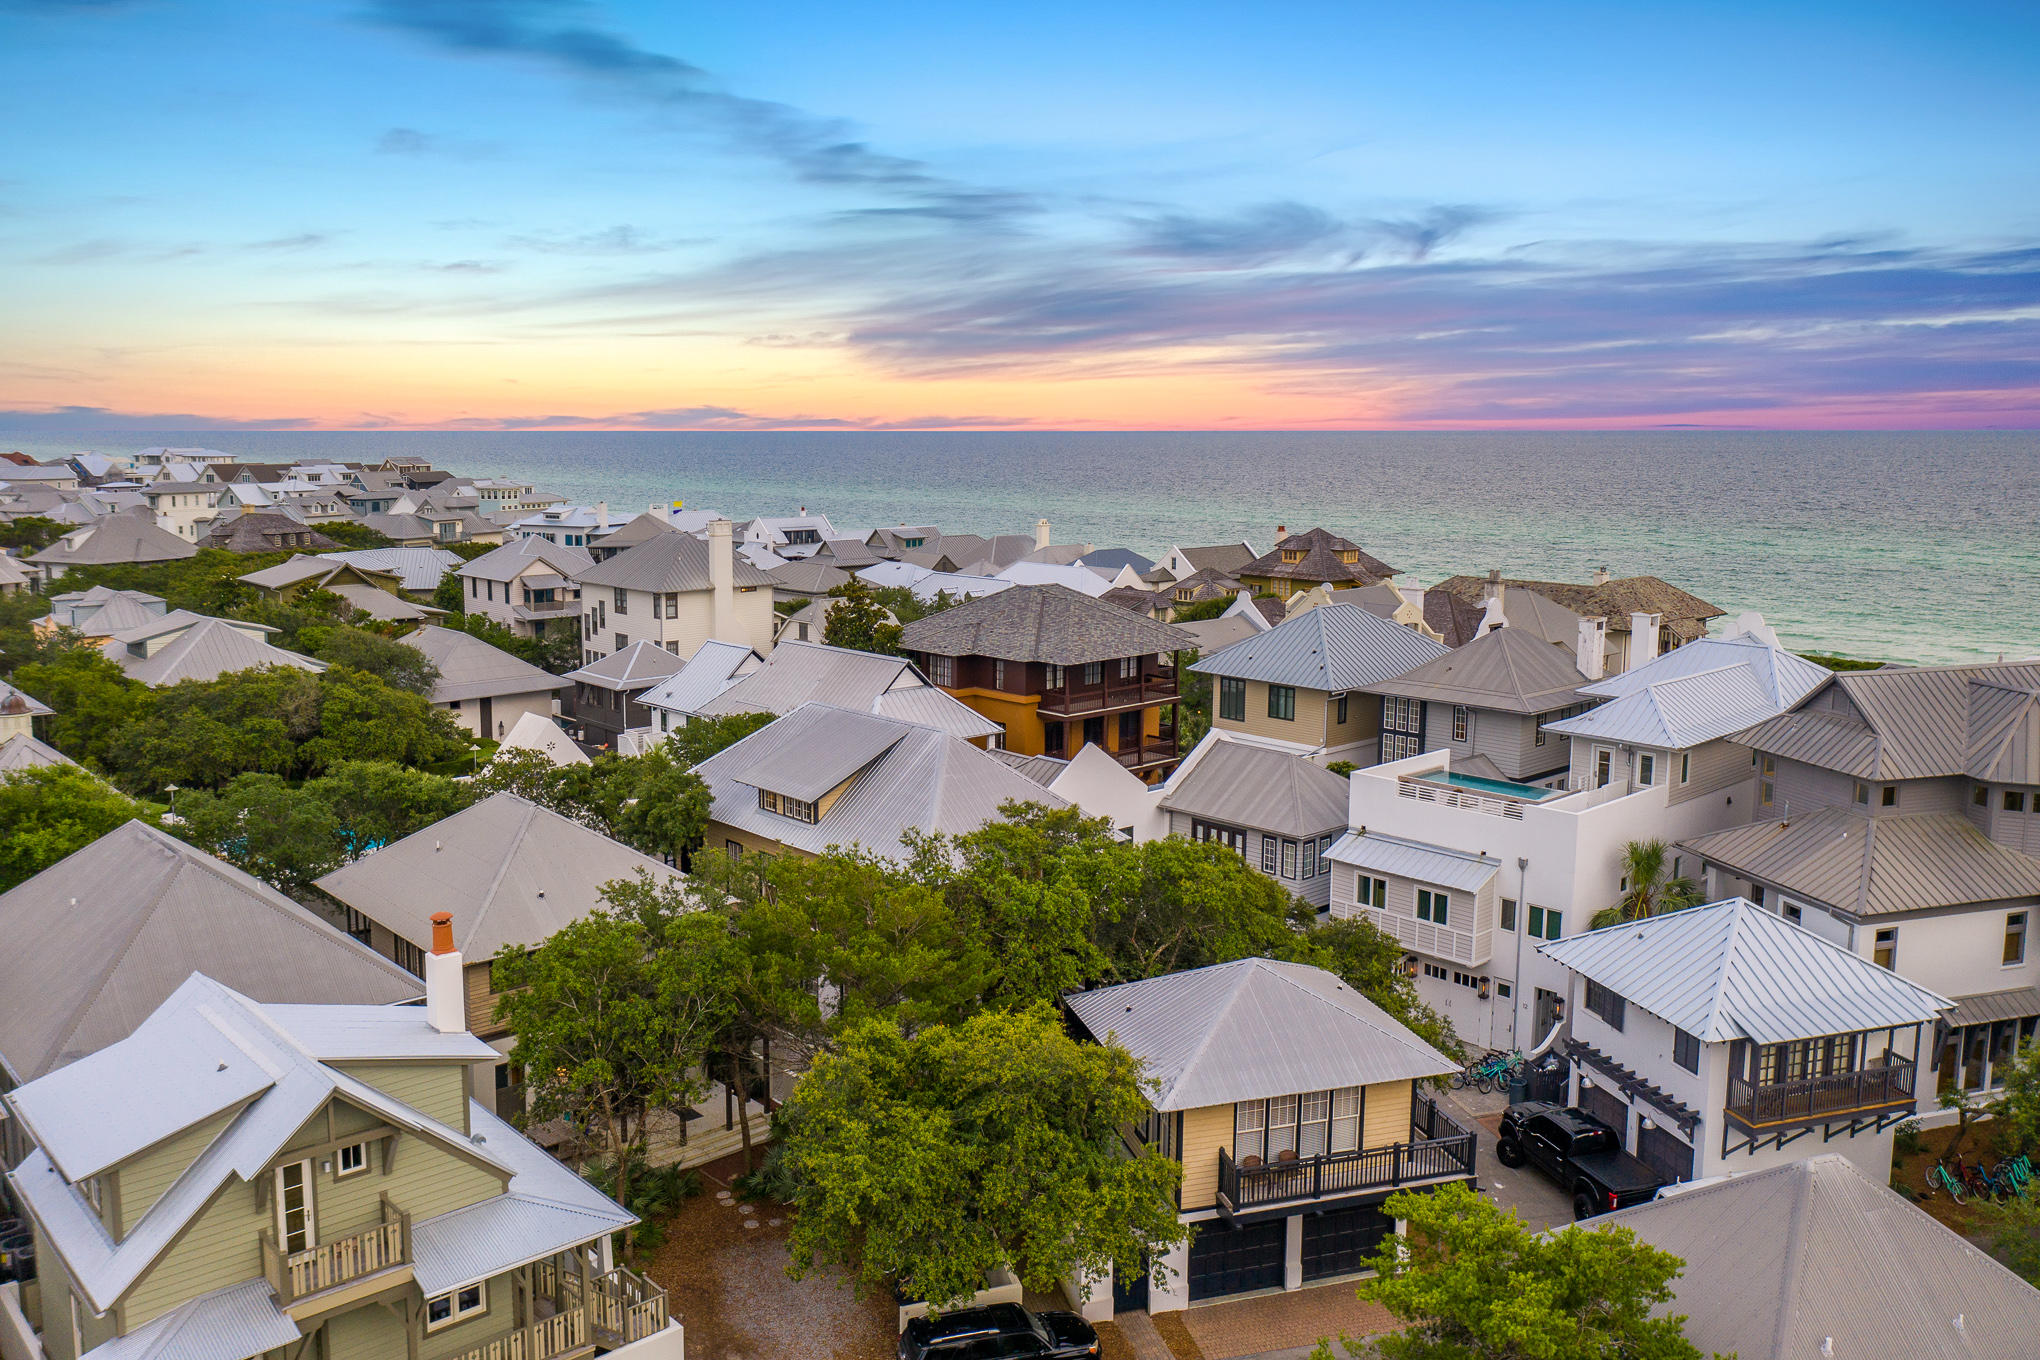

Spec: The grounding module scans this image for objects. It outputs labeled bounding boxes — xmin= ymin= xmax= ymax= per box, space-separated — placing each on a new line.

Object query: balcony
xmin=444 ymin=1309 xmax=588 ymax=1360
xmin=1105 ymin=738 xmax=1180 ymax=771
xmin=262 ymin=1197 xmax=410 ymax=1312
xmin=1726 ymin=1056 xmax=1918 ymax=1132
xmin=536 ymin=1260 xmax=671 ymax=1348
xmin=516 ymin=598 xmax=577 ymax=615
xmin=1215 ymin=1094 xmax=1477 ymax=1221
xmin=1036 ymin=675 xmax=1179 ymax=718
xmin=1349 ymin=903 xmax=1491 ymax=969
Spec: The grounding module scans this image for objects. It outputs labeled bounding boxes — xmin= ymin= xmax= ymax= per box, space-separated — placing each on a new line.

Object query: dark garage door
xmin=1301 ymin=1204 xmax=1392 ymax=1282
xmin=1187 ymin=1218 xmax=1286 ymax=1301
xmin=1578 ymin=1083 xmax=1628 ymax=1139
xmin=1636 ymin=1124 xmax=1694 ymax=1185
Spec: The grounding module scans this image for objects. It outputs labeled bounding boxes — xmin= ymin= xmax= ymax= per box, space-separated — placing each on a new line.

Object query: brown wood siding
xmin=462 ymin=959 xmax=507 ymax=1039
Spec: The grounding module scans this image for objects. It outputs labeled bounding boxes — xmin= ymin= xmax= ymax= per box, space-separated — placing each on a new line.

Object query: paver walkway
xmin=1114 ymin=1310 xmax=1179 ymax=1360
xmin=1179 ymin=1284 xmax=1397 ymax=1359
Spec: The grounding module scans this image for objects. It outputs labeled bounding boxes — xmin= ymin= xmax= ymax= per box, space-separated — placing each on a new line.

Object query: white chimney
xmin=595 ymin=500 xmax=610 ymax=533
xmin=425 ymin=912 xmax=465 ymax=1035
xmin=1592 ymin=566 xmax=1610 ymax=586
xmin=1629 ymin=611 xmax=1661 ymax=667
xmin=648 ymin=500 xmax=659 ymax=515
xmin=1474 ymin=596 xmax=1507 ymax=639
xmin=1035 ymin=518 xmax=1051 ymax=550
xmin=708 ymin=517 xmax=736 ymax=641
xmin=1576 ymin=616 xmax=1608 ymax=681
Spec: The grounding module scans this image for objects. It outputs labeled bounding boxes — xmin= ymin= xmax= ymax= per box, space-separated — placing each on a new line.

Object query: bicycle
xmin=1924 ymin=1161 xmax=1966 ymax=1204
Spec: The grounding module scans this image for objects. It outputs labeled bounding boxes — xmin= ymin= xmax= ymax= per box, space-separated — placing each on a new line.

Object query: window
xmin=1137 ymin=1109 xmax=1179 ymax=1160
xmin=342 ymin=907 xmax=373 ymax=945
xmin=1874 ymin=927 xmax=1898 ymax=970
xmin=1534 ymin=720 xmax=1547 ymax=748
xmin=1044 ymin=723 xmax=1066 ymax=756
xmin=394 ymin=937 xmax=425 ymax=977
xmin=1595 ymin=749 xmax=1612 ymax=787
xmin=1496 ymin=980 xmax=1512 ymax=998
xmin=1679 ymin=751 xmax=1691 ymax=784
xmin=1046 ymin=664 xmax=1064 ymax=689
xmin=725 ymin=840 xmax=743 ymax=858
xmin=1280 ymin=839 xmax=1298 ymax=878
xmin=1637 ymin=753 xmax=1655 ymax=786
xmin=1266 ymin=1095 xmax=1298 ymax=1158
xmin=2008 ymin=791 xmax=2029 ymax=813
xmin=1119 ymin=656 xmax=1138 ymax=680
xmin=929 ymin=654 xmax=955 ymax=686
xmin=1975 ymin=784 xmax=1990 ymax=807
xmin=1261 ymin=837 xmax=1278 ymax=874
xmin=1584 ymin=979 xmax=1626 ymax=1031
xmin=1758 ymin=755 xmax=1775 ymax=806
xmin=1673 ymin=1028 xmax=1700 ymax=1073
xmin=1335 ymin=692 xmax=1349 ymax=725
xmin=1881 ymin=785 xmax=1898 ymax=807
xmin=1301 ymin=838 xmax=1318 ymax=879
xmin=1298 ymin=1090 xmax=1330 ymax=1157
xmin=2008 ymin=912 xmax=2028 ymax=967
xmin=1218 ymin=676 xmax=1246 ymax=722
xmin=614 ymin=633 xmax=627 ymax=653
xmin=1416 ymin=888 xmax=1449 ymax=926
xmin=1500 ymin=898 xmax=1517 ymax=931
xmin=1234 ymin=1099 xmax=1266 ymax=1162
xmin=662 ymin=591 xmax=678 ymax=618
xmin=1083 ymin=661 xmax=1103 ymax=685
xmin=1527 ymin=906 xmax=1562 ymax=941
xmin=1357 ymin=876 xmax=1386 ymax=910
xmin=758 ymin=789 xmax=818 ymax=823
xmin=426 ymin=1284 xmax=487 ymax=1332
xmin=994 ymin=659 xmax=1006 ymax=689
xmin=1451 ymin=706 xmax=1469 ymax=742
xmin=1854 ymin=782 xmax=1870 ymax=805
xmin=336 ymin=1142 xmax=369 ymax=1177
xmin=1268 ymin=685 xmax=1296 ymax=721
xmin=1782 ymin=902 xmax=1802 ymax=923
xmin=1330 ymin=1086 xmax=1361 ymax=1153
xmin=1193 ymin=820 xmax=1248 ymax=854
xmin=612 ymin=587 xmax=628 ymax=615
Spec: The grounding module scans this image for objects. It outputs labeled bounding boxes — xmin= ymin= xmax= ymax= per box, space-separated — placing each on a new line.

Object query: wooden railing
xmin=1727 ymin=1057 xmax=1917 ymax=1129
xmin=1216 ymin=1095 xmax=1477 ymax=1214
xmin=1037 ymin=675 xmax=1179 ymax=717
xmin=535 ymin=1259 xmax=671 ymax=1348
xmin=1107 ymin=740 xmax=1178 ymax=771
xmin=444 ymin=1309 xmax=587 ymax=1360
xmin=261 ymin=1197 xmax=410 ymax=1304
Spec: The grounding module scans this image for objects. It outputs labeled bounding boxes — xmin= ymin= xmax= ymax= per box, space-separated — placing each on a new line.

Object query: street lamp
xmin=165 ymin=783 xmax=179 ymax=820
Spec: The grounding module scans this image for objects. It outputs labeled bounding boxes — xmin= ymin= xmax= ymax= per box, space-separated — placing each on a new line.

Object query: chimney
xmin=1576 ymin=616 xmax=1608 ymax=682
xmin=1629 ymin=611 xmax=1661 ymax=667
xmin=1483 ymin=568 xmax=1504 ymax=607
xmin=1275 ymin=525 xmax=1288 ymax=544
xmin=648 ymin=500 xmax=659 ymax=515
xmin=708 ymin=517 xmax=736 ymax=641
xmin=595 ymin=500 xmax=610 ymax=533
xmin=1034 ymin=517 xmax=1051 ymax=551
xmin=1592 ymin=566 xmax=1610 ymax=586
xmin=425 ymin=912 xmax=465 ymax=1035
xmin=1474 ymin=596 xmax=1507 ymax=639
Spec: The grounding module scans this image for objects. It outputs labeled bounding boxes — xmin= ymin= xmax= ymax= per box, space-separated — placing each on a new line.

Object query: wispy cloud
xmin=0 ymin=405 xmax=321 ymax=431
xmin=440 ymin=405 xmax=1032 ymax=430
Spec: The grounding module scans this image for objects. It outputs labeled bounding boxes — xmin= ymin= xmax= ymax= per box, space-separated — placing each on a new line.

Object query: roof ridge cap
xmin=1253 ymin=957 xmax=1444 ymax=1062
xmin=1767 ymin=1159 xmax=1816 ymax=1357
xmin=1701 ymin=900 xmax=1746 ymax=1042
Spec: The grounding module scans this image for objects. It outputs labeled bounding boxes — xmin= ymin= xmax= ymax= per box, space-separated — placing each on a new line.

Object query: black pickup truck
xmin=1495 ymin=1101 xmax=1665 ymax=1219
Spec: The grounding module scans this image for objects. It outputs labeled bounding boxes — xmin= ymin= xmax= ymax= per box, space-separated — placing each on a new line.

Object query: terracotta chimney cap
xmin=430 ymin=912 xmax=456 ymax=955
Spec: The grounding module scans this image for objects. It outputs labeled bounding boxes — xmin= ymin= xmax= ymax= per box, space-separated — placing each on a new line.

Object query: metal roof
xmin=1679 ymin=808 xmax=2040 ymax=918
xmin=857 ymin=559 xmax=1014 ymax=602
xmin=0 ymin=730 xmax=74 ymax=771
xmin=563 ymin=639 xmax=686 ymax=691
xmin=901 ymin=584 xmax=1194 ymax=665
xmin=871 ymin=684 xmax=1004 ymax=739
xmin=79 ymin=1279 xmax=301 ymax=1360
xmin=637 ymin=639 xmax=763 ymax=715
xmin=1361 ymin=623 xmax=1589 ymax=713
xmin=1537 ymin=897 xmax=1952 ymax=1045
xmin=1190 ymin=602 xmax=1449 ymax=691
xmin=1325 ymin=831 xmax=1500 ymax=894
xmin=983 ymin=748 xmax=1069 ymax=786
xmin=1737 ymin=662 xmax=2040 ymax=782
xmin=456 ymin=535 xmax=593 ymax=583
xmin=30 ymin=514 xmax=195 ymax=566
xmin=574 ymin=530 xmax=775 ymax=592
xmin=1158 ymin=733 xmax=1350 ymax=837
xmin=693 ymin=702 xmax=1069 ymax=859
xmin=495 ymin=711 xmax=589 ymax=766
xmin=991 ymin=560 xmax=1117 ymax=597
xmin=730 ymin=705 xmax=910 ymax=802
xmin=1064 ymin=958 xmax=1457 ymax=1111
xmin=0 ymin=676 xmax=53 ymax=718
xmin=768 ymin=559 xmax=853 ymax=594
xmin=405 ymin=624 xmax=561 ymax=704
xmin=675 ymin=639 xmax=1002 ymax=741
xmin=1946 ymin=986 xmax=2040 ymax=1030
xmin=1593 ymin=1154 xmax=2040 ymax=1360
xmin=320 ymin=546 xmax=462 ymax=592
xmin=315 ymin=793 xmax=684 ymax=959
xmin=1547 ymin=634 xmax=1831 ymax=749
xmin=99 ymin=616 xmax=324 ymax=687
xmin=0 ymin=820 xmax=421 ymax=1083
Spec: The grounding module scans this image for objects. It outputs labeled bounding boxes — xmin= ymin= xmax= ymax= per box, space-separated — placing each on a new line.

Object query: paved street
xmin=1432 ymin=1084 xmax=1574 ymax=1232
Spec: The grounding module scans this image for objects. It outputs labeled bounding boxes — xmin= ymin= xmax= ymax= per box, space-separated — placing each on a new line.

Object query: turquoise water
xmin=3 ymin=429 xmax=2034 ymax=666
xmin=1418 ymin=770 xmax=1563 ymax=801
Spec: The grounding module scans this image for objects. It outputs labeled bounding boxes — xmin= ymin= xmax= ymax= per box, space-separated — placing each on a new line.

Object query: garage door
xmin=1578 ymin=1083 xmax=1628 ymax=1139
xmin=1301 ymin=1204 xmax=1392 ymax=1281
xmin=1636 ymin=1124 xmax=1694 ymax=1185
xmin=1186 ymin=1218 xmax=1286 ymax=1301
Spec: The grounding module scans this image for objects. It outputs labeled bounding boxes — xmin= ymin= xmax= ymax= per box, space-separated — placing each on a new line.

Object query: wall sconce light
xmin=1579 ymin=1075 xmax=1593 ymax=1089
xmin=1639 ymin=1117 xmax=1654 ymax=1131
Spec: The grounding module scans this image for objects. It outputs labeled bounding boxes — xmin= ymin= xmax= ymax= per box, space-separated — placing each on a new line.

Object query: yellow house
xmin=1061 ymin=958 xmax=1469 ymax=1321
xmin=1236 ymin=527 xmax=1398 ymax=596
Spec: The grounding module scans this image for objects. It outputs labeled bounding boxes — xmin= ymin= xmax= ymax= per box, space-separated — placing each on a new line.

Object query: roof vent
xmin=217 ymin=1062 xmax=228 ymax=1072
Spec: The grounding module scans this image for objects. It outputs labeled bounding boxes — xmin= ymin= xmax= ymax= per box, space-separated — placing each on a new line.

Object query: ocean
xmin=4 ymin=429 xmax=2035 ymax=667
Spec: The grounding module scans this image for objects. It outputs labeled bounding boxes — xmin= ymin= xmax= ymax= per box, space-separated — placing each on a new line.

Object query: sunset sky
xmin=4 ymin=0 xmax=2037 ymax=430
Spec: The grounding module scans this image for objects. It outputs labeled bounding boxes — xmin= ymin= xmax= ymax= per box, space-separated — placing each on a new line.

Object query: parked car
xmin=1495 ymin=1100 xmax=1665 ymax=1219
xmin=899 ymin=1302 xmax=1100 ymax=1359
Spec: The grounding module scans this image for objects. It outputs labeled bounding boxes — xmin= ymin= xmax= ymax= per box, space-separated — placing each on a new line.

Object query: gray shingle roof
xmin=900 ymin=584 xmax=1195 ymax=665
xmin=562 ymin=639 xmax=687 ymax=691
xmin=1433 ymin=572 xmax=1726 ymax=638
xmin=1679 ymin=808 xmax=2040 ymax=917
xmin=404 ymin=624 xmax=562 ymax=704
xmin=1238 ymin=528 xmax=1398 ymax=585
xmin=1158 ymin=733 xmax=1350 ymax=836
xmin=0 ymin=821 xmax=419 ymax=1083
xmin=575 ymin=530 xmax=775 ymax=592
xmin=314 ymin=792 xmax=683 ymax=959
xmin=1736 ymin=662 xmax=2040 ymax=782
xmin=1064 ymin=958 xmax=1457 ymax=1111
xmin=1361 ymin=623 xmax=1589 ymax=713
xmin=1537 ymin=897 xmax=1951 ymax=1044
xmin=1594 ymin=1154 xmax=2040 ymax=1360
xmin=1191 ymin=602 xmax=1448 ymax=691
xmin=194 ymin=512 xmax=341 ymax=553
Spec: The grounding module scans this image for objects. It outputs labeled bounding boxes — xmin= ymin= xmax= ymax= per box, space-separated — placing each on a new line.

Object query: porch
xmin=1725 ymin=1056 xmax=1919 ymax=1132
xmin=442 ymin=1256 xmax=670 ymax=1360
xmin=1214 ymin=1094 xmax=1477 ymax=1221
xmin=261 ymin=1196 xmax=411 ymax=1316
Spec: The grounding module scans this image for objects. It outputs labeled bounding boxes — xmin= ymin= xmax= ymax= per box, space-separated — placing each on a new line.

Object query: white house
xmin=575 ymin=519 xmax=777 ymax=667
xmin=456 ymin=537 xmax=591 ymax=641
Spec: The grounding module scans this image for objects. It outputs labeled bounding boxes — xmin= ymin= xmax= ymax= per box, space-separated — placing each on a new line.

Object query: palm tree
xmin=1590 ymin=839 xmax=1702 ymax=930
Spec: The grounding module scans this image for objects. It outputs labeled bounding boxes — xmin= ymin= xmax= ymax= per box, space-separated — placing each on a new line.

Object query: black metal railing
xmin=1726 ymin=1057 xmax=1917 ymax=1128
xmin=1217 ymin=1094 xmax=1477 ymax=1213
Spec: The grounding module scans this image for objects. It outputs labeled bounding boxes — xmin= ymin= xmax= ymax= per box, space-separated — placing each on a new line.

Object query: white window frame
xmin=1451 ymin=706 xmax=1469 ymax=742
xmin=425 ymin=1283 xmax=487 ymax=1332
xmin=1329 ymin=1086 xmax=1361 ymax=1153
xmin=1234 ymin=1099 xmax=1266 ymax=1162
xmin=1260 ymin=837 xmax=1278 ymax=874
xmin=1638 ymin=753 xmax=1655 ymax=786
xmin=336 ymin=1142 xmax=369 ymax=1178
xmin=1280 ymin=839 xmax=1298 ymax=879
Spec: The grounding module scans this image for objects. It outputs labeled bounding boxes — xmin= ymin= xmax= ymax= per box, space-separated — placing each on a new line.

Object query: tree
xmin=0 ymin=514 xmax=68 ymax=552
xmin=318 ymin=521 xmax=396 ymax=550
xmin=470 ymin=746 xmax=580 ymax=811
xmin=432 ymin=570 xmax=466 ymax=616
xmin=605 ymin=745 xmax=713 ymax=864
xmin=1325 ymin=1181 xmax=1715 ymax=1360
xmin=303 ymin=760 xmax=472 ymax=853
xmin=1169 ymin=597 xmax=1230 ymax=622
xmin=0 ymin=766 xmax=151 ymax=890
xmin=174 ymin=774 xmax=348 ymax=894
xmin=493 ymin=884 xmax=731 ymax=1264
xmin=661 ymin=711 xmax=773 ymax=767
xmin=1991 ymin=1040 xmax=2040 ymax=1156
xmin=1289 ymin=915 xmax=1462 ymax=1061
xmin=778 ymin=1005 xmax=1187 ymax=1309
xmin=1590 ymin=839 xmax=1702 ymax=930
xmin=1977 ymin=1192 xmax=2040 ymax=1287
xmin=1095 ymin=834 xmax=1299 ymax=980
xmin=10 ymin=646 xmax=157 ymax=770
xmin=0 ymin=590 xmax=54 ymax=675
xmin=296 ymin=624 xmax=441 ymax=695
xmin=821 ymin=575 xmax=904 ymax=655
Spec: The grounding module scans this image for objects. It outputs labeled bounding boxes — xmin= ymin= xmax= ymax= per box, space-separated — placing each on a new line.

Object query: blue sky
xmin=2 ymin=0 xmax=2036 ymax=429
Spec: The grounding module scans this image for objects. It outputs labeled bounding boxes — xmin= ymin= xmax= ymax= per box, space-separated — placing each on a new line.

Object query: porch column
xmin=1283 ymin=1213 xmax=1304 ymax=1291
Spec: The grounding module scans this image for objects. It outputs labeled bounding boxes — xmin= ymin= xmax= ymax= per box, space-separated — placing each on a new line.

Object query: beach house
xmin=1234 ymin=527 xmax=1398 ymax=597
xmin=574 ymin=519 xmax=777 ymax=668
xmin=455 ymin=537 xmax=591 ymax=642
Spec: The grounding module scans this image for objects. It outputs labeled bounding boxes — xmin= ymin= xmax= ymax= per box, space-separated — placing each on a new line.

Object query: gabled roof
xmin=858 ymin=560 xmax=1013 ymax=602
xmin=1075 ymin=547 xmax=1155 ymax=575
xmin=575 ymin=529 xmax=775 ymax=592
xmin=0 ymin=554 xmax=29 ymax=587
xmin=1433 ymin=572 xmax=1726 ymax=638
xmin=320 ymin=546 xmax=462 ymax=592
xmin=404 ymin=624 xmax=561 ymax=703
xmin=638 ymin=639 xmax=764 ymax=715
xmin=99 ymin=614 xmax=325 ymax=687
xmin=236 ymin=553 xmax=401 ymax=592
xmin=1594 ymin=1154 xmax=2040 ymax=1360
xmin=1158 ymin=732 xmax=1350 ymax=836
xmin=1238 ymin=527 xmax=1397 ymax=585
xmin=1538 ymin=897 xmax=1951 ymax=1044
xmin=592 ymin=511 xmax=684 ymax=552
xmin=0 ymin=730 xmax=74 ymax=772
xmin=901 ymin=584 xmax=1194 ymax=665
xmin=562 ymin=639 xmax=686 ymax=691
xmin=0 ymin=821 xmax=420 ymax=1083
xmin=768 ymin=559 xmax=853 ymax=595
xmin=1190 ymin=602 xmax=1448 ymax=691
xmin=458 ymin=535 xmax=594 ymax=583
xmin=315 ymin=793 xmax=683 ymax=959
xmin=673 ymin=639 xmax=1001 ymax=741
xmin=693 ymin=702 xmax=1069 ymax=858
xmin=1326 ymin=832 xmax=1500 ymax=894
xmin=495 ymin=711 xmax=589 ymax=766
xmin=1064 ymin=958 xmax=1456 ymax=1111
xmin=1362 ymin=623 xmax=1590 ymax=713
xmin=1680 ymin=808 xmax=2040 ymax=918
xmin=991 ymin=559 xmax=1121 ymax=596
xmin=1736 ymin=662 xmax=2040 ymax=781
xmin=30 ymin=514 xmax=196 ymax=567
xmin=1545 ymin=632 xmax=1831 ymax=750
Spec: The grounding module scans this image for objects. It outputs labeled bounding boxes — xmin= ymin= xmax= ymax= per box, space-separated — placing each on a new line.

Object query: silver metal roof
xmin=1538 ymin=897 xmax=1952 ymax=1045
xmin=637 ymin=639 xmax=762 ymax=715
xmin=872 ymin=684 xmax=1004 ymax=739
xmin=1064 ymin=958 xmax=1457 ymax=1111
xmin=0 ymin=730 xmax=74 ymax=771
xmin=319 ymin=546 xmax=462 ymax=592
xmin=563 ymin=639 xmax=686 ymax=690
xmin=79 ymin=1279 xmax=300 ymax=1360
xmin=456 ymin=535 xmax=594 ymax=583
xmin=1191 ymin=602 xmax=1449 ymax=691
xmin=1547 ymin=634 xmax=1830 ymax=750
xmin=315 ymin=793 xmax=684 ymax=959
xmin=0 ymin=820 xmax=420 ymax=1083
xmin=1946 ymin=986 xmax=2040 ymax=1030
xmin=30 ymin=514 xmax=196 ymax=566
xmin=1325 ymin=831 xmax=1501 ymax=894
xmin=575 ymin=530 xmax=775 ymax=592
xmin=730 ymin=706 xmax=911 ymax=803
xmin=0 ymin=676 xmax=53 ymax=717
xmin=674 ymin=640 xmax=1003 ymax=741
xmin=99 ymin=617 xmax=324 ymax=687
xmin=405 ymin=624 xmax=561 ymax=704
xmin=984 ymin=748 xmax=1069 ymax=786
xmin=1157 ymin=732 xmax=1350 ymax=837
xmin=1594 ymin=1154 xmax=2040 ymax=1360
xmin=1737 ymin=662 xmax=2040 ymax=782
xmin=495 ymin=711 xmax=589 ymax=766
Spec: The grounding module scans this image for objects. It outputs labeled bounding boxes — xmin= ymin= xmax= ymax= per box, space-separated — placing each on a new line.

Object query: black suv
xmin=898 ymin=1302 xmax=1100 ymax=1359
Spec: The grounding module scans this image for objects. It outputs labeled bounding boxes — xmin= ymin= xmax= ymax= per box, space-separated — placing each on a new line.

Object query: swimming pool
xmin=1416 ymin=770 xmax=1563 ymax=801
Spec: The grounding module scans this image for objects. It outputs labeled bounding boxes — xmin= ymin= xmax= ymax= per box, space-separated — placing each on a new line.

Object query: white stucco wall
xmin=1050 ymin=743 xmax=1167 ymax=841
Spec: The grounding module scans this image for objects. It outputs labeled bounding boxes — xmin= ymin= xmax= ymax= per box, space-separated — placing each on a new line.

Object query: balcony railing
xmin=1106 ymin=740 xmax=1179 ymax=771
xmin=1396 ymin=777 xmax=1526 ymax=820
xmin=1727 ymin=1057 xmax=1918 ymax=1130
xmin=1036 ymin=676 xmax=1179 ymax=717
xmin=517 ymin=598 xmax=576 ymax=614
xmin=536 ymin=1259 xmax=671 ymax=1348
xmin=1349 ymin=903 xmax=1491 ymax=969
xmin=1216 ymin=1095 xmax=1477 ymax=1217
xmin=262 ymin=1197 xmax=410 ymax=1305
xmin=443 ymin=1309 xmax=587 ymax=1360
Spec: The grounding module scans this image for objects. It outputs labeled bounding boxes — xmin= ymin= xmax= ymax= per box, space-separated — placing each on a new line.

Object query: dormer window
xmin=758 ymin=789 xmax=817 ymax=823
xmin=1281 ymin=548 xmax=1305 ymax=563
xmin=1337 ymin=549 xmax=1358 ymax=563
